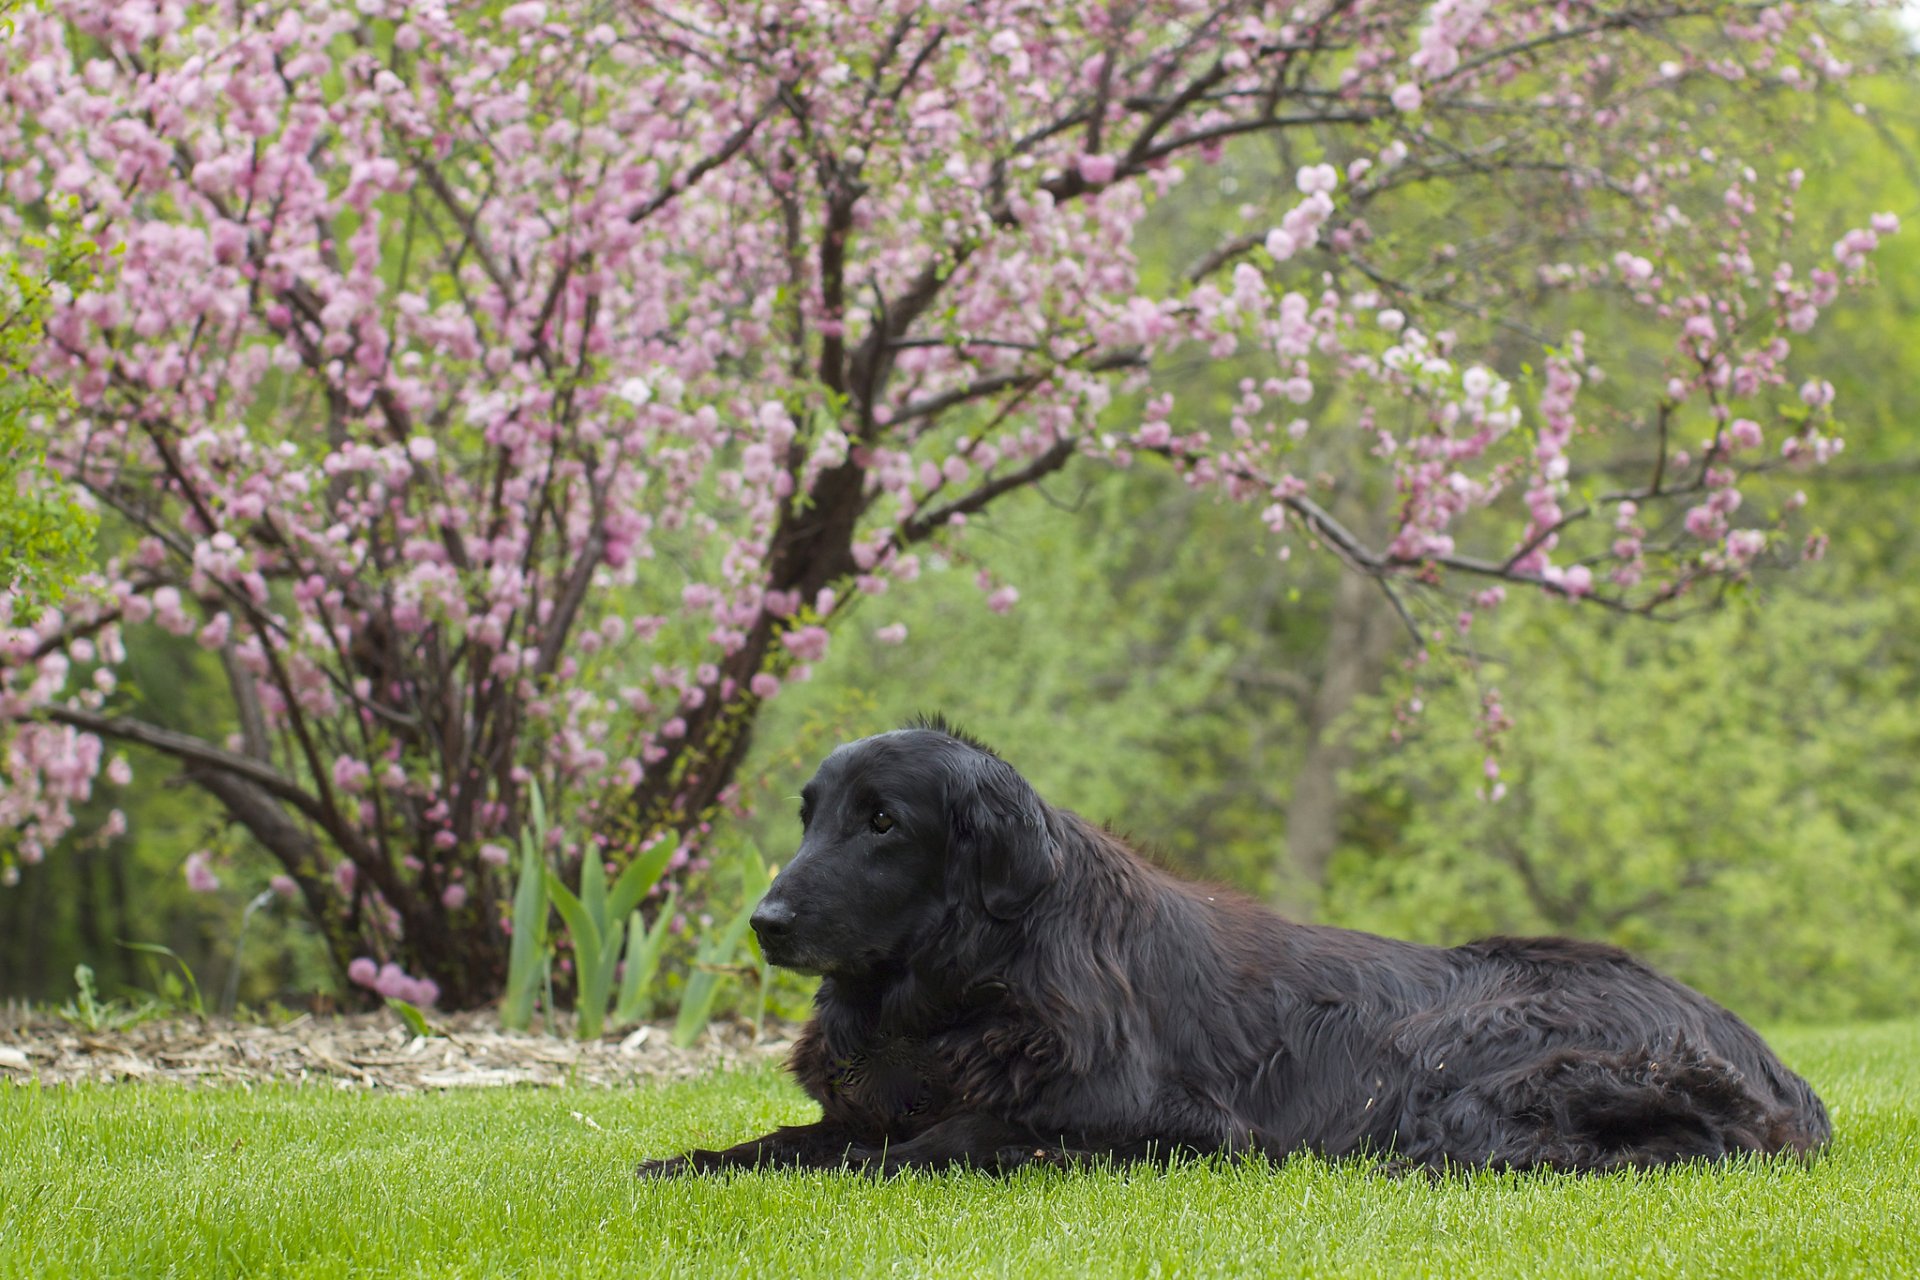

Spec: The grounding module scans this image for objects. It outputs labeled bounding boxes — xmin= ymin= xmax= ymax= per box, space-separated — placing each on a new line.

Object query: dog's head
xmin=750 ymin=721 xmax=1061 ymax=977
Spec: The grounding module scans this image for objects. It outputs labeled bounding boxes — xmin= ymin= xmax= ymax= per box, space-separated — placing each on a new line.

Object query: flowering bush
xmin=0 ymin=0 xmax=1894 ymax=1004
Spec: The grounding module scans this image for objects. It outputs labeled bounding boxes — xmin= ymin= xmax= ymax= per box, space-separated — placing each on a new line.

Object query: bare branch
xmin=625 ymin=102 xmax=775 ymax=225
xmin=894 ymin=348 xmax=1145 ymax=426
xmin=900 ymin=436 xmax=1079 ymax=543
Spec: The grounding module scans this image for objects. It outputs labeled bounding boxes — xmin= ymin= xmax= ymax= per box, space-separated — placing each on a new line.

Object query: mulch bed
xmin=0 ymin=1006 xmax=796 ymax=1092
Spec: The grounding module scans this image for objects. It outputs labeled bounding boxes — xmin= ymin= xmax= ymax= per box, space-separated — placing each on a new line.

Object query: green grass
xmin=3 ymin=1022 xmax=1917 ymax=1279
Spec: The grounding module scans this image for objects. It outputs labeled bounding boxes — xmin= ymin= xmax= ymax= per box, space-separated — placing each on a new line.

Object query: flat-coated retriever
xmin=638 ymin=719 xmax=1829 ymax=1176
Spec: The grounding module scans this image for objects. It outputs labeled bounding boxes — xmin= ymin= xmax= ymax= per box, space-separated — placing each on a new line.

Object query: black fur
xmin=638 ymin=724 xmax=1830 ymax=1176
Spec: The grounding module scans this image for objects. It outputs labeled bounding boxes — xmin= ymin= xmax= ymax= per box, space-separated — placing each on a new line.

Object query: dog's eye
xmin=870 ymin=812 xmax=895 ymax=834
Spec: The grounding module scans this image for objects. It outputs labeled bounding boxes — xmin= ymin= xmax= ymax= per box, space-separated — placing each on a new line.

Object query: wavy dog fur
xmin=639 ymin=720 xmax=1829 ymax=1176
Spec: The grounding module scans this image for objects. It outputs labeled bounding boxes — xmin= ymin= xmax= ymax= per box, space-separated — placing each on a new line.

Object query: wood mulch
xmin=0 ymin=1006 xmax=796 ymax=1092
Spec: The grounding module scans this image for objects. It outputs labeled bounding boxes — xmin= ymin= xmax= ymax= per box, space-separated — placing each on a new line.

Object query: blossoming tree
xmin=0 ymin=0 xmax=1895 ymax=1005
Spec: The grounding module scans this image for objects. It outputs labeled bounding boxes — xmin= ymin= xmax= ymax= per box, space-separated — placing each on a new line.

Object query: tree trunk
xmin=185 ymin=766 xmax=494 ymax=1011
xmin=1276 ymin=562 xmax=1399 ymax=917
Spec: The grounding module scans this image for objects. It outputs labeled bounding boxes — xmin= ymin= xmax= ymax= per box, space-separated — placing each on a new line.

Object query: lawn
xmin=3 ymin=1020 xmax=1916 ymax=1279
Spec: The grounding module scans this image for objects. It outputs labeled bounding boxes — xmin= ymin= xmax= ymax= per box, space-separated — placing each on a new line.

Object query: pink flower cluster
xmin=347 ymin=957 xmax=440 ymax=1008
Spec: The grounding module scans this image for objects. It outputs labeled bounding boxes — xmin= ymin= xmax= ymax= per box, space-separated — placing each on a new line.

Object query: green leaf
xmin=548 ymin=866 xmax=624 ymax=1039
xmin=387 ymin=999 xmax=433 ymax=1039
xmin=673 ymin=855 xmax=771 ymax=1049
xmin=606 ymin=839 xmax=677 ymax=925
xmin=614 ymin=887 xmax=677 ymax=1026
xmin=576 ymin=925 xmax=626 ymax=1041
xmin=499 ymin=836 xmax=549 ymax=1033
xmin=580 ymin=844 xmax=609 ymax=938
xmin=117 ymin=940 xmax=205 ymax=1017
xmin=544 ymin=869 xmax=600 ymax=959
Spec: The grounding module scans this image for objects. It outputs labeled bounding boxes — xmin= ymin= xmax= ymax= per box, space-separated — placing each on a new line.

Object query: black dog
xmin=639 ymin=720 xmax=1829 ymax=1176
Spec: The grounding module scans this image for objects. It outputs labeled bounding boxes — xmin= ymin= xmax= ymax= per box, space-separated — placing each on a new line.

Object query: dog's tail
xmin=1502 ymin=1038 xmax=1830 ymax=1171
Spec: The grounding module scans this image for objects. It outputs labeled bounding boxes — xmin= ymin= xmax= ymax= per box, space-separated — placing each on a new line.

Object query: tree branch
xmin=42 ymin=706 xmax=328 ymax=824
xmin=899 ymin=436 xmax=1079 ymax=543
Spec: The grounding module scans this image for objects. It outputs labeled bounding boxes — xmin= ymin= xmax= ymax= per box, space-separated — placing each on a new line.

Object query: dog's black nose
xmin=750 ymin=898 xmax=795 ymax=941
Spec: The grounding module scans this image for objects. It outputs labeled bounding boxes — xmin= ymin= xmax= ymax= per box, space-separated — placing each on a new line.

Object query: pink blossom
xmin=347 ymin=957 xmax=379 ymax=988
xmin=331 ymin=756 xmax=371 ymax=794
xmin=749 ymin=672 xmax=781 ymax=699
xmin=270 ymin=874 xmax=299 ymax=900
xmin=1799 ymin=380 xmax=1835 ymax=408
xmin=1391 ymin=83 xmax=1423 ymax=112
xmin=183 ymin=851 xmax=220 ymax=894
xmin=374 ymin=963 xmax=410 ymax=999
xmin=479 ymin=843 xmax=512 ymax=867
xmin=1076 ymin=153 xmax=1118 ymax=185
xmin=1726 ymin=529 xmax=1767 ymax=564
xmin=781 ymin=625 xmax=830 ymax=663
xmin=1295 ymin=163 xmax=1338 ymax=196
xmin=1832 ymin=227 xmax=1880 ymax=271
xmin=986 ymin=587 xmax=1020 ymax=614
xmin=441 ymin=883 xmax=469 ymax=910
xmin=500 ymin=2 xmax=547 ymax=30
xmin=874 ymin=622 xmax=908 ymax=645
xmin=196 ymin=613 xmax=231 ymax=650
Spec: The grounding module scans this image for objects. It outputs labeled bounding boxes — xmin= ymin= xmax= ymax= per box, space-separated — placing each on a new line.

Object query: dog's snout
xmin=750 ymin=897 xmax=796 ymax=941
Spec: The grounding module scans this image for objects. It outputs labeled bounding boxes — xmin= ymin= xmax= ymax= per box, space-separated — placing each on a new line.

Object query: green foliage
xmin=672 ymin=849 xmax=771 ymax=1049
xmin=0 ymin=576 xmax=336 ymax=1006
xmin=614 ymin=885 xmax=677 ymax=1025
xmin=1328 ymin=591 xmax=1920 ymax=1024
xmin=499 ymin=788 xmax=552 ymax=1033
xmin=386 ymin=999 xmax=434 ymax=1039
xmin=502 ymin=780 xmax=761 ymax=1040
xmin=116 ymin=941 xmax=205 ymax=1018
xmin=0 ymin=198 xmax=105 ymax=621
xmin=54 ymin=964 xmax=156 ymax=1033
xmin=2 ymin=1021 xmax=1916 ymax=1278
xmin=752 ymin=472 xmax=1328 ymax=891
xmin=544 ymin=834 xmax=679 ymax=1041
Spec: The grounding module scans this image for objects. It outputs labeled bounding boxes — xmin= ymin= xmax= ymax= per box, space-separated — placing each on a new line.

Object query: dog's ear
xmin=946 ymin=753 xmax=1060 ymax=921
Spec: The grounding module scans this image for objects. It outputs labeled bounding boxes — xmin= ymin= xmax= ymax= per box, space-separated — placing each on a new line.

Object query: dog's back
xmin=1115 ymin=879 xmax=1832 ymax=1169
